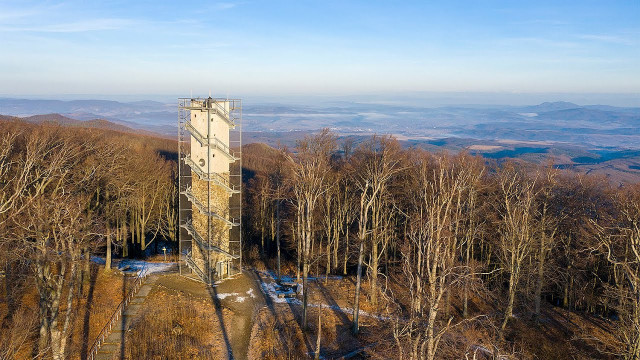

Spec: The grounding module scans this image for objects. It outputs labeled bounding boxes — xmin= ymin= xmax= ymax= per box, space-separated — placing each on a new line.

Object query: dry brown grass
xmin=123 ymin=287 xmax=227 ymax=360
xmin=248 ymin=305 xmax=355 ymax=360
xmin=248 ymin=307 xmax=305 ymax=360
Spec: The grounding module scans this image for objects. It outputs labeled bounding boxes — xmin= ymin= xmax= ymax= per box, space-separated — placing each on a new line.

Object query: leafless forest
xmin=0 ymin=120 xmax=176 ymax=359
xmin=243 ymin=130 xmax=640 ymax=359
xmin=1 ymin=120 xmax=640 ymax=359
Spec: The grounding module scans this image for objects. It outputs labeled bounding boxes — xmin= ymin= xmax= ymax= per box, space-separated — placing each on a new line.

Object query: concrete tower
xmin=178 ymin=96 xmax=242 ymax=283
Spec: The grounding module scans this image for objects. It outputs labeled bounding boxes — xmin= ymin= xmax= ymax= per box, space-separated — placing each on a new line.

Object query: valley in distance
xmin=2 ymin=97 xmax=640 ymax=183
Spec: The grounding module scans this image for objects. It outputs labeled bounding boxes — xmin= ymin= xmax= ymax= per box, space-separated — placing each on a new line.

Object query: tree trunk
xmin=371 ymin=235 xmax=378 ymax=306
xmin=295 ymin=221 xmax=300 ymax=282
xmin=276 ymin=199 xmax=281 ymax=282
xmin=37 ymin=292 xmax=49 ymax=356
xmin=139 ymin=216 xmax=145 ymax=253
xmin=315 ymin=307 xmax=322 ymax=360
xmin=425 ymin=307 xmax=438 ymax=360
xmin=353 ymin=242 xmax=364 ymax=334
xmin=106 ymin=227 xmax=112 ymax=271
xmin=563 ymin=263 xmax=572 ymax=309
xmin=56 ymin=258 xmax=77 ymax=359
xmin=302 ymin=255 xmax=309 ymax=330
xmin=463 ymin=239 xmax=470 ymax=318
xmin=48 ymin=260 xmax=68 ymax=360
xmin=326 ymin=239 xmax=331 ymax=283
xmin=534 ymin=234 xmax=545 ymax=319
xmin=343 ymin=227 xmax=350 ymax=275
xmin=501 ymin=271 xmax=517 ymax=332
xmin=333 ymin=217 xmax=339 ymax=272
xmin=302 ymin=202 xmax=312 ymax=331
xmin=122 ymin=220 xmax=129 ymax=258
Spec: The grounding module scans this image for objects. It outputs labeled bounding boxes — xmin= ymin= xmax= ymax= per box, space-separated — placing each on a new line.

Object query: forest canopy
xmin=0 ymin=119 xmax=176 ymax=359
xmin=1 ymin=120 xmax=639 ymax=359
xmin=242 ymin=130 xmax=640 ymax=359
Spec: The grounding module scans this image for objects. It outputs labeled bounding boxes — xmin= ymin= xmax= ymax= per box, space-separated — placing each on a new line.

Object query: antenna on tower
xmin=209 ymin=89 xmax=212 ymax=98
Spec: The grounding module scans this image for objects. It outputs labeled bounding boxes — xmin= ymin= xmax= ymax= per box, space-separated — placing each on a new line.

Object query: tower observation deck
xmin=178 ymin=97 xmax=242 ymax=283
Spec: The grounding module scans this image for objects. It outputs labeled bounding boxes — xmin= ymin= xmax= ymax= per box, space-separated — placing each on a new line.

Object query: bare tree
xmin=128 ymin=154 xmax=170 ymax=252
xmin=290 ymin=129 xmax=335 ymax=330
xmin=496 ymin=165 xmax=538 ymax=332
xmin=533 ymin=166 xmax=559 ymax=319
xmin=595 ymin=185 xmax=640 ymax=359
xmin=352 ymin=135 xmax=403 ymax=315
xmin=459 ymin=155 xmax=484 ymax=318
xmin=392 ymin=154 xmax=468 ymax=360
xmin=5 ymin=126 xmax=105 ymax=359
xmin=270 ymin=147 xmax=289 ymax=281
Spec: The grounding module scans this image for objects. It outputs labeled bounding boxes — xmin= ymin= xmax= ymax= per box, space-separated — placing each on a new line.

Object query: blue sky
xmin=0 ymin=0 xmax=638 ymax=100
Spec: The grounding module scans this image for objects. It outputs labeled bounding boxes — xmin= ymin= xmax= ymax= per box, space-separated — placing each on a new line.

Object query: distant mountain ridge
xmin=1 ymin=98 xmax=639 ymax=149
xmin=0 ymin=113 xmax=167 ymax=138
xmin=0 ymin=97 xmax=176 ymax=137
xmin=517 ymin=101 xmax=582 ymax=112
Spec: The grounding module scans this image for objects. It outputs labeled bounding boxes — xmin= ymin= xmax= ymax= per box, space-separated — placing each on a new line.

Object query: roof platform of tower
xmin=179 ymin=97 xmax=241 ymax=109
xmin=178 ymin=97 xmax=241 ymax=128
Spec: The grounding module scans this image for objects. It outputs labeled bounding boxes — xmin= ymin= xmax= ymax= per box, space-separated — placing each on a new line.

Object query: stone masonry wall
xmin=190 ymin=172 xmax=231 ymax=279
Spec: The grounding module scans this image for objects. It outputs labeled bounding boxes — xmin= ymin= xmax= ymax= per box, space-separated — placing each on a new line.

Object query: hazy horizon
xmin=1 ymin=91 xmax=640 ymax=108
xmin=1 ymin=1 xmax=638 ymax=97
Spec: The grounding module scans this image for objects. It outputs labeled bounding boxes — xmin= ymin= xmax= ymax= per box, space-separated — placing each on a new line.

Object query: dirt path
xmin=214 ymin=271 xmax=266 ymax=360
xmin=153 ymin=270 xmax=265 ymax=360
xmin=94 ymin=275 xmax=159 ymax=360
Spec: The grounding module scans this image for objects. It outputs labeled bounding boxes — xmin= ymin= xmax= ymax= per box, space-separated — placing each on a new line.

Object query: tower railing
xmin=180 ymin=187 xmax=240 ymax=227
xmin=183 ymin=156 xmax=240 ymax=194
xmin=184 ymin=120 xmax=240 ymax=161
xmin=181 ymin=220 xmax=240 ymax=259
xmin=184 ymin=250 xmax=208 ymax=282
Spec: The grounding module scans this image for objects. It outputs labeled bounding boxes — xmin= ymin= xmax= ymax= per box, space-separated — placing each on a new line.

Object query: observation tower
xmin=178 ymin=96 xmax=242 ymax=283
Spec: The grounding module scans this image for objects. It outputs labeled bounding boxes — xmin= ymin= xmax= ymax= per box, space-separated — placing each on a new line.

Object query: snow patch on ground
xmin=90 ymin=257 xmax=176 ymax=276
xmin=258 ymin=270 xmax=342 ymax=283
xmin=255 ymin=271 xmax=389 ymax=321
xmin=215 ymin=288 xmax=256 ymax=302
xmin=247 ymin=288 xmax=256 ymax=298
xmin=216 ymin=292 xmax=240 ymax=300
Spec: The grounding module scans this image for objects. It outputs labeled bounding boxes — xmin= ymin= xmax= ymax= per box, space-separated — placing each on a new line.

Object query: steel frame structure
xmin=178 ymin=97 xmax=242 ymax=283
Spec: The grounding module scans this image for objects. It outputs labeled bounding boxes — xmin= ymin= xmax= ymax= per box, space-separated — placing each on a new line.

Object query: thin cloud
xmin=0 ymin=8 xmax=40 ymax=21
xmin=577 ymin=34 xmax=635 ymax=45
xmin=0 ymin=2 xmax=65 ymax=21
xmin=498 ymin=37 xmax=581 ymax=49
xmin=215 ymin=2 xmax=238 ymax=10
xmin=511 ymin=19 xmax=570 ymax=26
xmin=192 ymin=2 xmax=242 ymax=14
xmin=0 ymin=18 xmax=134 ymax=33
